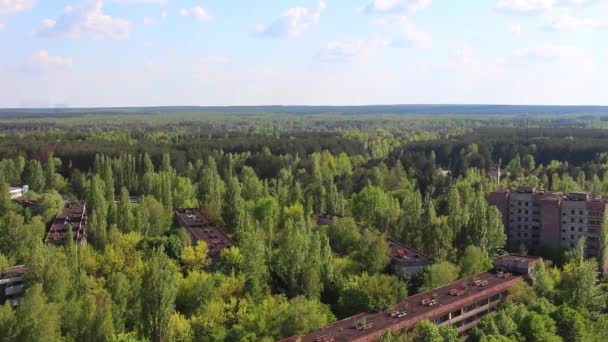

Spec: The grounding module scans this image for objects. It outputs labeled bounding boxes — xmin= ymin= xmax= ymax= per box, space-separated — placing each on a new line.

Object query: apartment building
xmin=489 ymin=187 xmax=608 ymax=260
xmin=280 ymin=254 xmax=537 ymax=342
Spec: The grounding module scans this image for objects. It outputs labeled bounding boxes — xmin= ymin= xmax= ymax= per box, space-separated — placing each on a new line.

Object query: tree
xmin=459 ymin=245 xmax=491 ymax=277
xmin=15 ymin=284 xmax=61 ymax=342
xmin=197 ymin=158 xmax=225 ymax=220
xmin=23 ymin=160 xmax=45 ymax=192
xmin=530 ymin=259 xmax=556 ymax=298
xmin=117 ymin=187 xmax=134 ymax=232
xmin=222 ymin=176 xmax=245 ymax=234
xmin=0 ymin=303 xmax=17 ymax=341
xmin=181 ymin=241 xmax=209 ymax=272
xmin=141 ymin=248 xmax=178 ymax=342
xmin=326 ymin=217 xmax=361 ymax=256
xmin=87 ymin=175 xmax=108 ymax=249
xmin=337 ymin=273 xmax=407 ymax=316
xmin=408 ymin=320 xmax=443 ymax=342
xmin=422 ymin=261 xmax=460 ymax=290
xmin=354 ymin=229 xmax=390 ymax=274
xmin=239 ymin=222 xmax=269 ymax=299
xmin=552 ymin=305 xmax=589 ymax=342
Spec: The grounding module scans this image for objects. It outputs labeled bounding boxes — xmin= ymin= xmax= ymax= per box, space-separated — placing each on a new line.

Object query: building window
xmin=579 ymin=227 xmax=583 ymax=233
xmin=571 ymin=210 xmax=575 ymax=215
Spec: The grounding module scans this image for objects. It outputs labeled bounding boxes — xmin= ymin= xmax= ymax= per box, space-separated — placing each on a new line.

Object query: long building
xmin=280 ymin=254 xmax=537 ymax=342
xmin=45 ymin=202 xmax=87 ymax=246
xmin=174 ymin=208 xmax=236 ymax=257
xmin=312 ymin=213 xmax=434 ymax=276
xmin=0 ymin=265 xmax=27 ymax=307
xmin=489 ymin=187 xmax=607 ymax=261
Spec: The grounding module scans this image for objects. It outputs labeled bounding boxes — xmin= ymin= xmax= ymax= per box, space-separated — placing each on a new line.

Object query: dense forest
xmin=1 ymin=113 xmax=608 ymax=341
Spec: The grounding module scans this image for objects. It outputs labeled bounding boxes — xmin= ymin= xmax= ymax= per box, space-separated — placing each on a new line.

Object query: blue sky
xmin=0 ymin=0 xmax=607 ymax=107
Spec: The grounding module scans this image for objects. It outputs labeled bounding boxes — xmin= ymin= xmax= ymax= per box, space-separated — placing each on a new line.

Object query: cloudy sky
xmin=0 ymin=0 xmax=607 ymax=107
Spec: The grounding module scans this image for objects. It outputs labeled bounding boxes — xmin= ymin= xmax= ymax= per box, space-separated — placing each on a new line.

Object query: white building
xmin=9 ymin=185 xmax=28 ymax=200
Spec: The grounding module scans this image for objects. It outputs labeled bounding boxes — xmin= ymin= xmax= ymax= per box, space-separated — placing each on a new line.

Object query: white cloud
xmin=0 ymin=0 xmax=33 ymax=28
xmin=30 ymin=50 xmax=74 ymax=68
xmin=495 ymin=0 xmax=556 ymax=14
xmin=317 ymin=40 xmax=369 ymax=63
xmin=513 ymin=43 xmax=591 ymax=62
xmin=390 ymin=18 xmax=432 ymax=48
xmin=113 ymin=0 xmax=168 ymax=3
xmin=35 ymin=1 xmax=131 ymax=40
xmin=495 ymin=0 xmax=608 ymax=14
xmin=143 ymin=17 xmax=155 ymax=25
xmin=179 ymin=6 xmax=210 ymax=21
xmin=542 ymin=15 xmax=608 ymax=30
xmin=205 ymin=55 xmax=228 ymax=64
xmin=360 ymin=0 xmax=431 ymax=14
xmin=254 ymin=1 xmax=326 ymax=38
xmin=508 ymin=23 xmax=523 ymax=33
xmin=161 ymin=11 xmax=168 ymax=19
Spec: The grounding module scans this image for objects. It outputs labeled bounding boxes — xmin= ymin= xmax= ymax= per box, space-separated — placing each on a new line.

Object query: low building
xmin=388 ymin=239 xmax=434 ymax=277
xmin=312 ymin=213 xmax=434 ymax=276
xmin=280 ymin=255 xmax=537 ymax=342
xmin=0 ymin=265 xmax=27 ymax=307
xmin=45 ymin=202 xmax=87 ymax=246
xmin=493 ymin=253 xmax=539 ymax=278
xmin=174 ymin=208 xmax=236 ymax=257
xmin=8 ymin=185 xmax=28 ymax=200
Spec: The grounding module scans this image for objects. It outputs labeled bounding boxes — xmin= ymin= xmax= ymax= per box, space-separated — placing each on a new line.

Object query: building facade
xmin=489 ymin=187 xmax=608 ymax=260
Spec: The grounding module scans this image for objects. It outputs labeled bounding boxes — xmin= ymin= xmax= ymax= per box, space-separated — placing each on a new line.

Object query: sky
xmin=0 ymin=0 xmax=607 ymax=108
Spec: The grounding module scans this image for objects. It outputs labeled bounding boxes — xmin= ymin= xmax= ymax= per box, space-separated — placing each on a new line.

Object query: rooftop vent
xmin=474 ymin=279 xmax=489 ymax=287
xmin=421 ymin=298 xmax=438 ymax=306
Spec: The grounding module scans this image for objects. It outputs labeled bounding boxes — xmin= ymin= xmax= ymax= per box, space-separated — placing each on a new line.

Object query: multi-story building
xmin=0 ymin=265 xmax=27 ymax=307
xmin=312 ymin=213 xmax=434 ymax=277
xmin=280 ymin=254 xmax=537 ymax=342
xmin=174 ymin=208 xmax=236 ymax=257
xmin=45 ymin=202 xmax=87 ymax=246
xmin=489 ymin=187 xmax=608 ymax=261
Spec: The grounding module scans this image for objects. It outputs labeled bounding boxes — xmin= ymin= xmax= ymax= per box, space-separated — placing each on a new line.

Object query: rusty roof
xmin=387 ymin=239 xmax=434 ymax=264
xmin=175 ymin=208 xmax=236 ymax=256
xmin=44 ymin=203 xmax=87 ymax=245
xmin=280 ymin=271 xmax=522 ymax=342
xmin=0 ymin=265 xmax=28 ymax=279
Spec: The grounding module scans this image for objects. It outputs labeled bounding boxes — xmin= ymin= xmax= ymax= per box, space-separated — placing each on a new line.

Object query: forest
xmin=1 ymin=113 xmax=608 ymax=341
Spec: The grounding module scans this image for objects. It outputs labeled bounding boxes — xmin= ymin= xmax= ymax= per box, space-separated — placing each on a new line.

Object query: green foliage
xmin=140 ymin=248 xmax=178 ymax=342
xmin=337 ymin=273 xmax=407 ymax=316
xmin=422 ymin=261 xmax=460 ymax=291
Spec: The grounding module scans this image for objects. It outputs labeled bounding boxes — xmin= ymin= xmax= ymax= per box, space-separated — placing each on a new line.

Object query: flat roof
xmin=280 ymin=271 xmax=522 ymax=342
xmin=388 ymin=239 xmax=433 ymax=264
xmin=0 ymin=265 xmax=27 ymax=279
xmin=45 ymin=203 xmax=86 ymax=245
xmin=175 ymin=208 xmax=236 ymax=256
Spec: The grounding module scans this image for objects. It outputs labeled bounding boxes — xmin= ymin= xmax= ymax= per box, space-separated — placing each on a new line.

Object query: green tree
xmin=422 ymin=261 xmax=460 ymax=290
xmin=87 ymin=175 xmax=108 ymax=249
xmin=459 ymin=245 xmax=491 ymax=277
xmin=326 ymin=217 xmax=361 ymax=256
xmin=141 ymin=248 xmax=178 ymax=342
xmin=15 ymin=284 xmax=61 ymax=342
xmin=23 ymin=160 xmax=45 ymax=192
xmin=337 ymin=273 xmax=407 ymax=316
xmin=408 ymin=320 xmax=442 ymax=342
xmin=354 ymin=229 xmax=390 ymax=274
xmin=222 ymin=176 xmax=245 ymax=234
